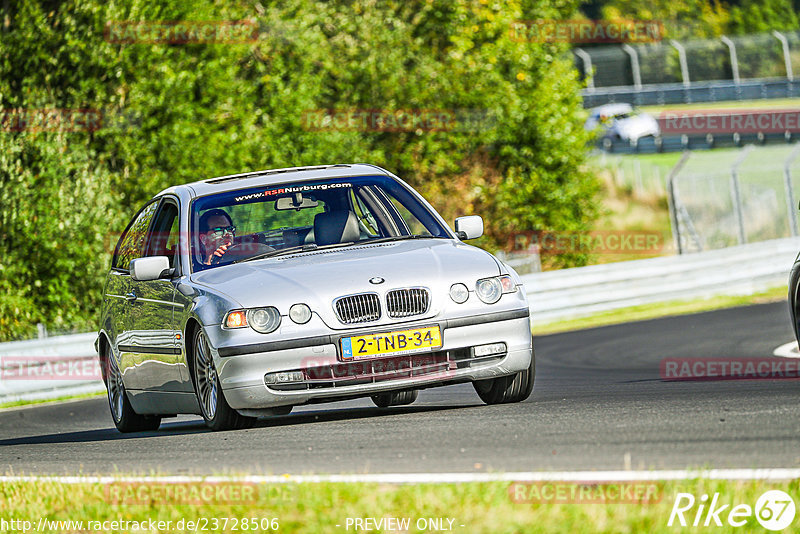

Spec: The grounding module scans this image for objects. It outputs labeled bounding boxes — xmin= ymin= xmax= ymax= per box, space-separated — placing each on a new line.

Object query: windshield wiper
xmin=365 ymin=235 xmax=437 ymax=244
xmin=233 ymin=240 xmax=368 ymax=264
xmin=233 ymin=244 xmax=318 ymax=264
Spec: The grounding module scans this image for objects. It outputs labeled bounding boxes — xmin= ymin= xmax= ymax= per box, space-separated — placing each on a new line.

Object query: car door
xmin=125 ymin=197 xmax=186 ymax=392
xmin=112 ymin=200 xmax=159 ymax=389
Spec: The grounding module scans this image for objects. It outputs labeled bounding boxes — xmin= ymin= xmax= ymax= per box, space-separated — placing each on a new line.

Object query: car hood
xmin=189 ymin=239 xmax=502 ymax=327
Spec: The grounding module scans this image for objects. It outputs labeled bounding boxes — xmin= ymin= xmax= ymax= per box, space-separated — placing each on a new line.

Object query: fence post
xmin=670 ymin=40 xmax=691 ymax=87
xmin=730 ymin=145 xmax=754 ymax=245
xmin=720 ymin=36 xmax=740 ymax=84
xmin=772 ymin=31 xmax=794 ymax=81
xmin=574 ymin=48 xmax=594 ymax=91
xmin=784 ymin=144 xmax=800 ymax=236
xmin=621 ymin=44 xmax=642 ymax=90
xmin=667 ymin=151 xmax=692 ymax=254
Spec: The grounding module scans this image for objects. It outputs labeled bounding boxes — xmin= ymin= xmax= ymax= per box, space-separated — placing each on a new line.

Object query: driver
xmin=198 ymin=208 xmax=236 ymax=265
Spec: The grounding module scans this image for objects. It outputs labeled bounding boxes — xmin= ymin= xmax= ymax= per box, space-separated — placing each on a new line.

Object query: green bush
xmin=0 ymin=0 xmax=598 ymax=340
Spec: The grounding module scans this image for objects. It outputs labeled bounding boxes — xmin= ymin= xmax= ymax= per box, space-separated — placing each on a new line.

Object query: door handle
xmin=125 ymin=292 xmax=137 ymax=302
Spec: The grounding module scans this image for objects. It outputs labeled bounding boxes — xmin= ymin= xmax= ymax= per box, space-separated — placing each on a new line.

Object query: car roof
xmin=590 ymin=103 xmax=634 ymax=116
xmin=155 ymin=163 xmax=392 ymax=199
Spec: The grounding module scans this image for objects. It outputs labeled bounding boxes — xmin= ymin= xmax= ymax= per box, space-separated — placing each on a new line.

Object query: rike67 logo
xmin=668 ymin=490 xmax=796 ymax=530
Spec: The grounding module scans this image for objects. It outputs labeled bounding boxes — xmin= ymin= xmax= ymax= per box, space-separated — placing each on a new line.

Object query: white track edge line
xmin=2 ymin=469 xmax=800 ymax=484
xmin=773 ymin=341 xmax=800 ymax=358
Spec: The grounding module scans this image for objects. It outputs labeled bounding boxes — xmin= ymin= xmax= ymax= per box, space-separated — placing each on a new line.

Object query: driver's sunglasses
xmin=209 ymin=225 xmax=236 ymax=237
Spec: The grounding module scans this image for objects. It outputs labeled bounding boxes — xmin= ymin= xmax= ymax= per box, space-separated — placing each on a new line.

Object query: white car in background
xmin=585 ymin=103 xmax=660 ymax=142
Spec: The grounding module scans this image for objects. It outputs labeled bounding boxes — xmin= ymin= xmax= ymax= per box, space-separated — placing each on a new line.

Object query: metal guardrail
xmin=522 ymin=236 xmax=799 ymax=322
xmin=598 ymin=132 xmax=800 ymax=154
xmin=1 ymin=237 xmax=798 ymax=402
xmin=582 ymin=79 xmax=800 ymax=108
xmin=0 ymin=333 xmax=103 ymax=404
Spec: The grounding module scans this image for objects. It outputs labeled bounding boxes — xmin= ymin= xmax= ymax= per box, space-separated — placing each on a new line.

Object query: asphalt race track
xmin=2 ymin=301 xmax=799 ymax=476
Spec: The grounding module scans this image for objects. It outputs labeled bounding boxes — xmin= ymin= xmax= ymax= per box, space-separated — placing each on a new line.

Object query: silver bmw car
xmin=96 ymin=164 xmax=534 ymax=432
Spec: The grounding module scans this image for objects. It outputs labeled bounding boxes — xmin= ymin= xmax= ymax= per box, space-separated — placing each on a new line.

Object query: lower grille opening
xmin=268 ymin=347 xmax=505 ymax=391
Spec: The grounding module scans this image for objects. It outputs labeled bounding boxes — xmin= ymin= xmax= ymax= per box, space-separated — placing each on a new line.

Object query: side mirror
xmin=454 ymin=215 xmax=483 ymax=240
xmin=130 ymin=256 xmax=173 ymax=281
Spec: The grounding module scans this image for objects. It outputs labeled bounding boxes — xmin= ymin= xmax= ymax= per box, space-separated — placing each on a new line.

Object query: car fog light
xmin=473 ymin=342 xmax=507 ymax=357
xmin=248 ymin=307 xmax=281 ymax=334
xmin=476 ymin=277 xmax=502 ymax=304
xmin=265 ymin=371 xmax=304 ymax=384
xmin=449 ymin=283 xmax=469 ymax=304
xmin=289 ymin=303 xmax=312 ymax=324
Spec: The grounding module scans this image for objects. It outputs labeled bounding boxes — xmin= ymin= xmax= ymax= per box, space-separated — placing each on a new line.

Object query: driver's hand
xmin=205 ymin=244 xmax=229 ymax=265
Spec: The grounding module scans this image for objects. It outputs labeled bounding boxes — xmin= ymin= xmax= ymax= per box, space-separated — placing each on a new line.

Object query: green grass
xmin=533 ymin=285 xmax=788 ymax=336
xmin=0 ymin=391 xmax=104 ymax=411
xmin=1 ymin=477 xmax=797 ymax=533
xmin=641 ymin=97 xmax=800 ymax=114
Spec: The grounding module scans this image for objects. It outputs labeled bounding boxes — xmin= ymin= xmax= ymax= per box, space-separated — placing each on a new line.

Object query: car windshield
xmin=190 ymin=175 xmax=451 ymax=271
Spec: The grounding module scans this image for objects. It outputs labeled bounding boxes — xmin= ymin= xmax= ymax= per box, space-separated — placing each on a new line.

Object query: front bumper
xmin=214 ymin=309 xmax=532 ymax=411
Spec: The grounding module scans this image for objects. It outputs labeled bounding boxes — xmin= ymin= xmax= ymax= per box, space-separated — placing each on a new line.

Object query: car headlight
xmin=289 ymin=303 xmax=312 ymax=324
xmin=449 ymin=283 xmax=469 ymax=304
xmin=475 ymin=275 xmax=517 ymax=304
xmin=476 ymin=277 xmax=503 ymax=304
xmin=247 ymin=307 xmax=281 ymax=334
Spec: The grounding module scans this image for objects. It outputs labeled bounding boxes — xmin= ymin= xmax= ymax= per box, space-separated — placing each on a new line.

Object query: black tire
xmin=789 ymin=260 xmax=800 ymax=344
xmin=371 ymin=389 xmax=419 ymax=408
xmin=191 ymin=327 xmax=256 ymax=431
xmin=104 ymin=346 xmax=161 ymax=433
xmin=473 ymin=349 xmax=535 ymax=405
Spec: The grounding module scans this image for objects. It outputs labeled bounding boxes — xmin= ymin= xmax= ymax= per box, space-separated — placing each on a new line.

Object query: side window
xmin=113 ymin=201 xmax=159 ymax=271
xmin=378 ymin=188 xmax=433 ymax=236
xmin=146 ymin=200 xmax=180 ymax=270
xmin=350 ymin=189 xmax=380 ymax=236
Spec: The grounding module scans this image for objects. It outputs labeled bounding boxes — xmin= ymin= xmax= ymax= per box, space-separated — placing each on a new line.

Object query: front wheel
xmin=473 ymin=349 xmax=535 ymax=405
xmin=105 ymin=348 xmax=161 ymax=433
xmin=192 ymin=327 xmax=256 ymax=431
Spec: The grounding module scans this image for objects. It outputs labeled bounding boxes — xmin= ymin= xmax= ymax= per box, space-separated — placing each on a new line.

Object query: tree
xmin=0 ymin=0 xmax=599 ymax=339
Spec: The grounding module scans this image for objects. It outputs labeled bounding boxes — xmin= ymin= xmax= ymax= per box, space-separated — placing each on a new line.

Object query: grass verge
xmin=0 ymin=391 xmax=104 ymax=411
xmin=0 ymin=477 xmax=797 ymax=533
xmin=533 ymin=285 xmax=788 ymax=336
xmin=641 ymin=97 xmax=800 ymax=114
